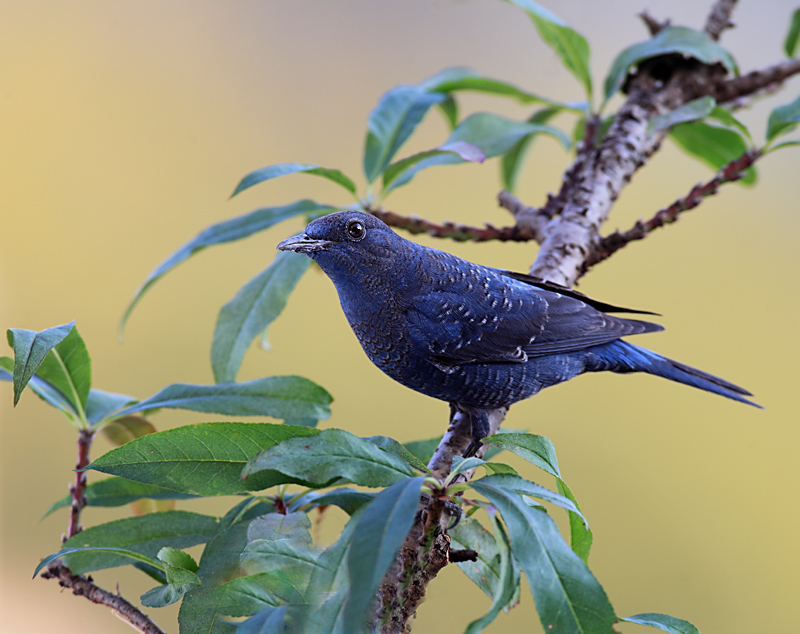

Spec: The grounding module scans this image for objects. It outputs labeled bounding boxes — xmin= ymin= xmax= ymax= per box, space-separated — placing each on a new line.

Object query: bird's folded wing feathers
xmin=406 ymin=284 xmax=663 ymax=367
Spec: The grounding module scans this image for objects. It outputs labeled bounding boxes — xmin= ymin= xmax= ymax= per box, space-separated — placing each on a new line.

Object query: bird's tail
xmin=585 ymin=340 xmax=761 ymax=408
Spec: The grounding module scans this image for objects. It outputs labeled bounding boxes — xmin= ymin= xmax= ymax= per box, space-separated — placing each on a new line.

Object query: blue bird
xmin=278 ymin=211 xmax=758 ymax=456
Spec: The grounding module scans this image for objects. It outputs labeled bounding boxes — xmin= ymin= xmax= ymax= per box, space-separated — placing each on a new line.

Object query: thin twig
xmin=366 ymin=206 xmax=538 ymax=242
xmin=704 ymin=0 xmax=738 ymax=40
xmin=582 ymin=149 xmax=761 ymax=276
xmin=66 ymin=429 xmax=94 ymax=540
xmin=41 ymin=564 xmax=166 ymax=634
xmin=639 ymin=11 xmax=670 ymax=36
xmin=712 ymin=58 xmax=800 ymax=104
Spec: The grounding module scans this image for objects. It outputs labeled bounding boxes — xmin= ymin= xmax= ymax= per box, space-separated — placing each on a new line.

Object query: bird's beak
xmin=276 ymin=234 xmax=331 ymax=254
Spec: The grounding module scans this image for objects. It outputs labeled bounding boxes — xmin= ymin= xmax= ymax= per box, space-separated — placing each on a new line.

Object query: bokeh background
xmin=2 ymin=1 xmax=798 ymax=632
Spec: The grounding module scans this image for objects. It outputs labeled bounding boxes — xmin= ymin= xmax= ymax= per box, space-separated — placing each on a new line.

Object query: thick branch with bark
xmin=378 ymin=1 xmax=800 ymax=631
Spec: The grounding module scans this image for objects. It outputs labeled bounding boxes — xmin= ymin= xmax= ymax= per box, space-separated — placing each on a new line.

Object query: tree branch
xmin=582 ymin=149 xmax=761 ymax=276
xmin=704 ymin=0 xmax=738 ymax=40
xmin=41 ymin=563 xmax=166 ymax=634
xmin=66 ymin=429 xmax=94 ymax=541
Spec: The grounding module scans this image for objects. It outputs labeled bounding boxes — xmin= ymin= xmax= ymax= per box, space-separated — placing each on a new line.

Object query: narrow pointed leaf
xmin=0 ymin=357 xmax=78 ymax=419
xmin=87 ymin=422 xmax=320 ymax=495
xmin=34 ymin=546 xmax=165 ymax=580
xmin=605 ymin=26 xmax=738 ymax=100
xmin=382 ymin=141 xmax=484 ymax=193
xmin=482 ymin=432 xmax=561 ymax=477
xmin=213 ymin=571 xmax=304 ymax=617
xmin=33 ymin=326 xmax=91 ymax=415
xmin=471 ymin=481 xmax=617 ymax=634
xmin=42 ymin=477 xmax=199 ymax=519
xmin=364 ymin=435 xmax=431 ymax=473
xmin=449 ymin=517 xmax=520 ymax=616
xmin=785 ymin=8 xmax=800 ymax=58
xmin=231 ymin=163 xmax=357 ymax=198
xmin=420 ymin=66 xmax=581 ymax=111
xmin=767 ymin=93 xmax=800 ymax=141
xmin=708 ymin=106 xmax=751 ymax=141
xmin=212 ymin=251 xmax=311 ymax=383
xmin=669 ymin=121 xmax=755 ymax=184
xmin=120 ymin=200 xmax=335 ymax=334
xmin=647 ymin=96 xmax=716 ymax=133
xmin=290 ymin=488 xmax=377 ymax=515
xmin=504 ymin=0 xmax=592 ymax=98
xmin=342 ymin=476 xmax=425 ymax=632
xmin=622 ymin=613 xmax=701 ymax=634
xmin=502 ymin=107 xmax=561 ymax=192
xmin=363 ymin=85 xmax=446 ymax=182
xmin=57 ymin=511 xmax=218 ymax=574
xmin=557 ymin=478 xmax=593 ymax=562
xmin=438 ymin=95 xmax=459 ymax=129
xmin=383 ymin=112 xmax=569 ymax=192
xmin=478 ymin=474 xmax=588 ymax=527
xmin=6 ymin=322 xmax=74 ymax=407
xmin=244 ymin=428 xmax=416 ymax=488
xmin=86 ymin=389 xmax=137 ymax=426
xmin=463 ymin=517 xmax=519 ymax=634
xmin=114 ymin=376 xmax=332 ymax=421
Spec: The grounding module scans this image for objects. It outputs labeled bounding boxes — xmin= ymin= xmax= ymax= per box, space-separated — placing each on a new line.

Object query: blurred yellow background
xmin=1 ymin=1 xmax=798 ymax=632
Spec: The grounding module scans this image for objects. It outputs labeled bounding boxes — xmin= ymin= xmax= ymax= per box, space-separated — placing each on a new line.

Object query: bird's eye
xmin=346 ymin=220 xmax=366 ymax=241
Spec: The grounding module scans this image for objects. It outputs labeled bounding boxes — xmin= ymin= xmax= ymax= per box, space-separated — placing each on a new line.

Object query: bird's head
xmin=277 ymin=211 xmax=404 ymax=283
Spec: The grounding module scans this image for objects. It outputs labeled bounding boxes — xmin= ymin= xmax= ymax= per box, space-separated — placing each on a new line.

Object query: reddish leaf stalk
xmin=67 ymin=428 xmax=94 ymax=540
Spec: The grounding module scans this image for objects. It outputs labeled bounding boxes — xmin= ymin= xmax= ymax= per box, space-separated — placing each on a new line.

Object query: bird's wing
xmin=406 ymin=277 xmax=662 ymax=368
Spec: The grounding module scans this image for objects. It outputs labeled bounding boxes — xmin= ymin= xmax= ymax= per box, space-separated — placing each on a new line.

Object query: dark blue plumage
xmin=278 ymin=211 xmax=757 ymax=455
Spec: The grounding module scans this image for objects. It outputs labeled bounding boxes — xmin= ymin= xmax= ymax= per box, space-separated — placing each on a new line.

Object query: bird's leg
xmin=462 ymin=407 xmax=490 ymax=458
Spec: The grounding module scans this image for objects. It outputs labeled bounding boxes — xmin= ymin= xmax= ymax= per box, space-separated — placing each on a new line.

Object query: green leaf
xmin=449 ymin=517 xmax=520 ymax=619
xmin=382 ymin=112 xmax=569 ymax=193
xmin=240 ymin=537 xmax=319 ymax=581
xmin=141 ymin=547 xmax=202 ymax=608
xmin=246 ymin=511 xmax=313 ymax=544
xmin=622 ymin=613 xmax=701 ymax=634
xmin=237 ymin=605 xmax=291 ymax=634
xmin=115 ymin=376 xmax=332 ymax=421
xmin=342 ymin=476 xmax=425 ymax=632
xmin=363 ymin=85 xmax=446 ymax=183
xmin=42 ymin=477 xmax=199 ymax=519
xmin=785 ymin=8 xmax=800 ymax=57
xmin=482 ymin=432 xmax=561 ymax=477
xmin=767 ymin=93 xmax=800 ymax=141
xmin=364 ymin=435 xmax=432 ymax=473
xmin=420 ymin=66 xmax=581 ymax=111
xmin=213 ymin=571 xmax=303 ymax=617
xmin=504 ymin=0 xmax=592 ymax=98
xmin=101 ymin=415 xmax=156 ymax=445
xmin=382 ymin=141 xmax=485 ymax=193
xmin=0 ymin=356 xmax=78 ymax=419
xmin=463 ymin=516 xmax=519 ymax=634
xmin=707 ymin=106 xmax=751 ymax=141
xmin=120 ymin=200 xmax=336 ymax=335
xmin=476 ymin=474 xmax=588 ymax=526
xmin=6 ymin=322 xmax=74 ymax=407
xmin=767 ymin=139 xmax=800 ymax=152
xmin=85 ymin=389 xmax=137 ymax=426
xmin=179 ymin=499 xmax=274 ymax=634
xmin=212 ymin=252 xmax=311 ymax=383
xmin=244 ymin=428 xmax=417 ymax=488
xmin=87 ymin=422 xmax=320 ymax=496
xmin=501 ymin=107 xmax=561 ymax=192
xmin=402 ymin=437 xmax=441 ymax=465
xmin=31 ymin=325 xmax=92 ymax=419
xmin=57 ymin=511 xmax=218 ymax=574
xmin=647 ymin=96 xmax=716 ymax=134
xmin=290 ymin=488 xmax=377 ymax=515
xmin=231 ymin=163 xmax=357 ymax=198
xmin=669 ymin=121 xmax=755 ymax=184
xmin=471 ymin=480 xmax=617 ymax=634
xmin=604 ymin=26 xmax=738 ymax=101
xmin=34 ymin=546 xmax=165 ymax=580
xmin=557 ymin=478 xmax=593 ymax=562
xmin=437 ymin=95 xmax=459 ymax=129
